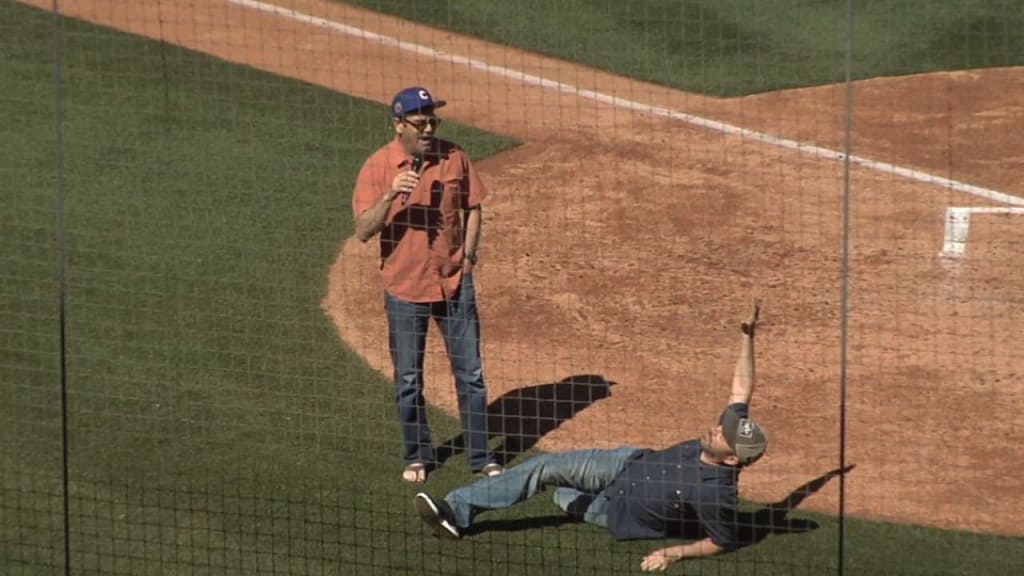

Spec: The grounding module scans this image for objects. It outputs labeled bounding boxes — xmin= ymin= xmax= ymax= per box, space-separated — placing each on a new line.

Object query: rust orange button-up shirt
xmin=352 ymin=138 xmax=487 ymax=303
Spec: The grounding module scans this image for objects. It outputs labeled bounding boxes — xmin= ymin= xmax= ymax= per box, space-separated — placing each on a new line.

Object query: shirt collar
xmin=701 ymin=463 xmax=738 ymax=481
xmin=687 ymin=440 xmax=739 ymax=480
xmin=388 ymin=138 xmax=448 ymax=168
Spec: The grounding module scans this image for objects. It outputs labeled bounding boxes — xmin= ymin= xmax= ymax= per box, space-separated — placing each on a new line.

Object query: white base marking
xmin=941 ymin=207 xmax=1024 ymax=258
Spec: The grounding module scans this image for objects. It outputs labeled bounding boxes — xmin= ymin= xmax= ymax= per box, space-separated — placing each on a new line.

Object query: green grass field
xmin=341 ymin=0 xmax=1024 ymax=96
xmin=2 ymin=2 xmax=1024 ymax=574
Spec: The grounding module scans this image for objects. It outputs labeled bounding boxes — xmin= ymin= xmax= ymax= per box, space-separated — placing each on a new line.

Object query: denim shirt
xmin=601 ymin=405 xmax=749 ymax=548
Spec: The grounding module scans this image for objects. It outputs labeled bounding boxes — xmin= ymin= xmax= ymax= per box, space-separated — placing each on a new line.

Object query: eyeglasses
xmin=402 ymin=117 xmax=442 ymax=132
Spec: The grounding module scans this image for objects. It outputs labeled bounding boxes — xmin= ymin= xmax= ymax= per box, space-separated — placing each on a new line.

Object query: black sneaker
xmin=414 ymin=492 xmax=462 ymax=541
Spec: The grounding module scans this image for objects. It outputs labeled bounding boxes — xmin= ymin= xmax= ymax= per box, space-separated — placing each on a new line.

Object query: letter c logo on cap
xmin=418 ymin=89 xmax=429 ymax=100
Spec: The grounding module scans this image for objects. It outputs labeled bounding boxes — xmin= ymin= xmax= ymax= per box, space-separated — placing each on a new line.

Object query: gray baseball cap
xmin=721 ymin=407 xmax=768 ymax=466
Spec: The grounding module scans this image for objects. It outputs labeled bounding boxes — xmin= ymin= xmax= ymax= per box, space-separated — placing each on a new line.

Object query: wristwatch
xmin=465 ymin=252 xmax=478 ymax=265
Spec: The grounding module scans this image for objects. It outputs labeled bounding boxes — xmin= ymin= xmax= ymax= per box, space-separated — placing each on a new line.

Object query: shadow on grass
xmin=465 ymin=514 xmax=578 ymax=535
xmin=735 ymin=464 xmax=856 ymax=546
xmin=436 ymin=374 xmax=614 ymax=467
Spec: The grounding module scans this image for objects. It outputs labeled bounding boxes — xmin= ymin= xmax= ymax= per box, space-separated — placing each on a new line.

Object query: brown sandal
xmin=402 ymin=462 xmax=428 ymax=484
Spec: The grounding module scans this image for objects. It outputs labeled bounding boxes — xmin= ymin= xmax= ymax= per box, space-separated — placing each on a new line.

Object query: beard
xmin=700 ymin=434 xmax=731 ymax=459
xmin=414 ymin=135 xmax=436 ymax=153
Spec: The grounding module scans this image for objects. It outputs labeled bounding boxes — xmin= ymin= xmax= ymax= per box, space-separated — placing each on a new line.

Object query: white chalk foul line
xmin=229 ymin=0 xmax=1024 ymax=208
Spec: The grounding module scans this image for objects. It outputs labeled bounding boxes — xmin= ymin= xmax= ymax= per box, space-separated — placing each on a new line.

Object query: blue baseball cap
xmin=391 ymin=86 xmax=446 ymax=118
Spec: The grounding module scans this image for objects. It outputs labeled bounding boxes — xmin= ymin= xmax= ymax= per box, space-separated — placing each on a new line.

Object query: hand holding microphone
xmin=390 ymin=154 xmax=424 ymax=206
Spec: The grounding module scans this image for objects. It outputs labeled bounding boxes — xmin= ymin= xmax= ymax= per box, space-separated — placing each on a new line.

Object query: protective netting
xmin=3 ymin=1 xmax=1023 ymax=574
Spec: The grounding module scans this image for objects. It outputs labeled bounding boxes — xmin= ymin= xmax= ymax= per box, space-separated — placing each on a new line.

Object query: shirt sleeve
xmin=352 ymin=157 xmax=386 ymax=218
xmin=695 ymin=487 xmax=741 ymax=549
xmin=460 ymin=151 xmax=487 ymax=209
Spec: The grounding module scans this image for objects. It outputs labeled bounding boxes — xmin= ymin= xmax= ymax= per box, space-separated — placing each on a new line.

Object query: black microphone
xmin=403 ymin=154 xmax=424 ymax=205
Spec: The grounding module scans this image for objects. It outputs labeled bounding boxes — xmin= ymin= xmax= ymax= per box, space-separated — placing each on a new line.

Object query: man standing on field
xmin=351 ymin=86 xmax=502 ymax=484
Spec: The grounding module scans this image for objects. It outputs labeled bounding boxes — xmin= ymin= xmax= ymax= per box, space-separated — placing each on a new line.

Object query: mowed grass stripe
xmin=339 ymin=0 xmax=1024 ymax=96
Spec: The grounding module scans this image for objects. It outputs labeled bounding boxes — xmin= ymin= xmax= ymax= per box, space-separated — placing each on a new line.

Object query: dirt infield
xmin=30 ymin=0 xmax=1024 ymax=536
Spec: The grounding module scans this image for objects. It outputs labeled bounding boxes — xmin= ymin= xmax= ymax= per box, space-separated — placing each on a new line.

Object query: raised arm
xmin=354 ymin=170 xmax=420 ymax=243
xmin=355 ymin=187 xmax=400 ymax=243
xmin=728 ymin=300 xmax=761 ymax=406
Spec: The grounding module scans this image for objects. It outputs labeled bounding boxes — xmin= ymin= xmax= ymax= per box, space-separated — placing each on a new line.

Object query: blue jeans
xmin=385 ymin=273 xmax=493 ymax=472
xmin=444 ymin=446 xmax=642 ymax=529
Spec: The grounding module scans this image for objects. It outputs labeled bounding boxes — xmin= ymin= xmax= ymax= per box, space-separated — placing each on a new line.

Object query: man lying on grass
xmin=414 ymin=301 xmax=770 ymax=572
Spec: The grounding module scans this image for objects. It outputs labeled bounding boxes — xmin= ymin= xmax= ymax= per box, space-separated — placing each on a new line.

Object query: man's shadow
xmin=436 ymin=374 xmax=614 ymax=467
xmin=733 ymin=464 xmax=856 ymax=546
xmin=467 ymin=464 xmax=856 ymax=539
